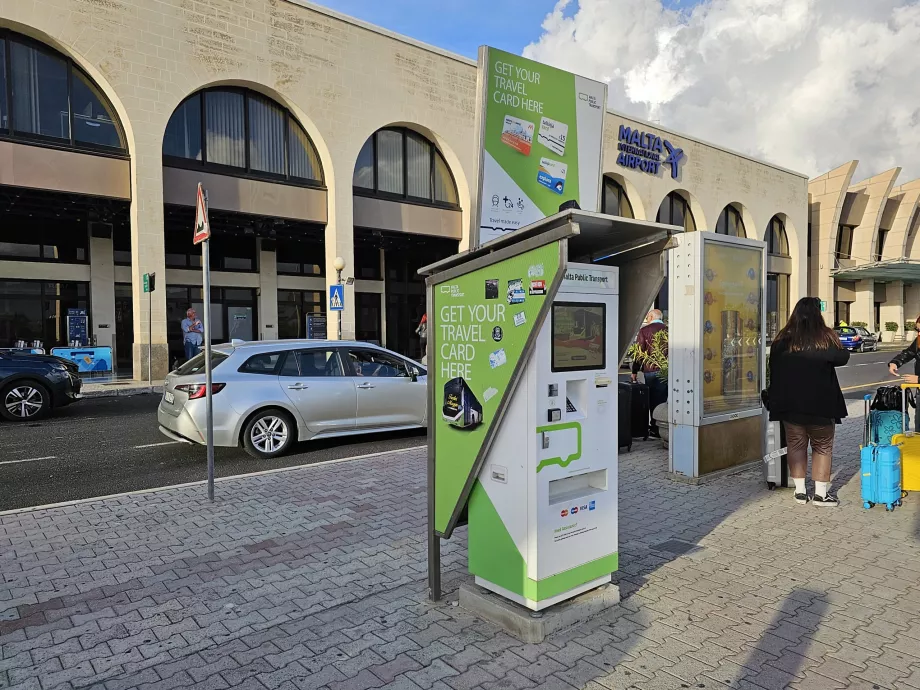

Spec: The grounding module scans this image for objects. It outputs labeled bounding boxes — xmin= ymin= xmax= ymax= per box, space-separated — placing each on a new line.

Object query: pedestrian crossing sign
xmin=329 ymin=284 xmax=345 ymax=311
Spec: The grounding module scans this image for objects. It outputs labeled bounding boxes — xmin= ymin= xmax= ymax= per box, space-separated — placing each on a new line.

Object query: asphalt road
xmin=0 ymin=395 xmax=425 ymax=512
xmin=836 ymin=349 xmax=902 ymax=398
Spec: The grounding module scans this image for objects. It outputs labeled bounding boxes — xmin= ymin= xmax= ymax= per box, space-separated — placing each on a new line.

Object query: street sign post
xmin=142 ymin=274 xmax=155 ymax=384
xmin=329 ymin=284 xmax=344 ymax=311
xmin=194 ymin=183 xmax=215 ymax=502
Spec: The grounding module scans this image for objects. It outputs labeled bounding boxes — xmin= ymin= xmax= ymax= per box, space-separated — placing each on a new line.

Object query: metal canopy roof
xmin=418 ymin=209 xmax=681 ymax=277
xmin=832 ymin=259 xmax=920 ymax=283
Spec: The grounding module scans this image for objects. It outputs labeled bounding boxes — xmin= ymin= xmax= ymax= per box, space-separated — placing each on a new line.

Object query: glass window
xmin=205 ymin=90 xmax=245 ymax=168
xmin=275 ymin=239 xmax=323 ymax=276
xmin=355 ymin=246 xmax=381 ymax=280
xmin=875 ymin=229 xmax=889 ymax=262
xmin=716 ymin=206 xmax=744 ymax=237
xmin=291 ymin=349 xmax=343 ymax=377
xmin=175 ymin=351 xmax=228 ymax=376
xmin=656 ymin=192 xmax=695 ymax=232
xmin=346 ymin=349 xmax=408 ymax=378
xmin=71 ymin=70 xmax=123 ymax=148
xmin=113 ymin=226 xmax=131 ymax=266
xmin=163 ymin=94 xmax=202 ymax=160
xmin=248 ymin=94 xmax=285 ymax=175
xmin=0 ymin=39 xmax=7 ymax=131
xmin=766 ymin=217 xmax=789 ymax=256
xmin=10 ymin=41 xmax=69 ymax=140
xmin=836 ymin=225 xmax=853 ymax=260
xmin=376 ymin=129 xmax=404 ymax=195
xmin=278 ymin=290 xmax=323 ymax=340
xmin=353 ymin=137 xmax=374 ymax=189
xmin=209 ymin=235 xmax=256 ymax=272
xmin=406 ymin=131 xmax=431 ymax=199
xmin=288 ymin=120 xmax=322 ymax=182
xmin=766 ymin=273 xmax=789 ymax=344
xmin=602 ymin=178 xmax=634 ymax=219
xmin=239 ymin=352 xmax=283 ymax=374
xmin=433 ymin=151 xmax=457 ymax=205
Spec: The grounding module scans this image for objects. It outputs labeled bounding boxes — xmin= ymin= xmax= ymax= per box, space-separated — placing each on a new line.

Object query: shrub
xmin=851 ymin=321 xmax=868 ymax=328
xmin=628 ymin=329 xmax=669 ymax=383
xmin=885 ymin=321 xmax=900 ymax=332
xmin=906 ymin=322 xmax=918 ymax=333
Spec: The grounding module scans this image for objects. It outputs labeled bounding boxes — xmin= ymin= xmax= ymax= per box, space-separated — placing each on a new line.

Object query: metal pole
xmin=337 ymin=268 xmax=343 ymax=341
xmin=147 ymin=290 xmax=152 ymax=385
xmin=203 ymin=192 xmax=215 ymax=502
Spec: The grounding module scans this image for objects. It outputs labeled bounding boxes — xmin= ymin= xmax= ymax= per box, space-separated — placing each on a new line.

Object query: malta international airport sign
xmin=474 ymin=47 xmax=607 ymax=247
xmin=615 ymin=125 xmax=685 ymax=180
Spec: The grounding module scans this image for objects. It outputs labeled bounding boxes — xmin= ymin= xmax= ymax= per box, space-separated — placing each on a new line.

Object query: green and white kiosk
xmin=422 ymin=210 xmax=677 ymax=612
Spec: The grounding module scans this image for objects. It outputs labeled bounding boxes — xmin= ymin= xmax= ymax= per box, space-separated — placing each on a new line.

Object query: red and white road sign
xmin=193 ymin=183 xmax=210 ymax=245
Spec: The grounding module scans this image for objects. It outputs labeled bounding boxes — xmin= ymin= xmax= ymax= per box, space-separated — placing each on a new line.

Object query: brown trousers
xmin=782 ymin=422 xmax=835 ymax=483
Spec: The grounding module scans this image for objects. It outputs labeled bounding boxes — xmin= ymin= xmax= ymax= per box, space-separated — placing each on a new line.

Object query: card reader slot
xmin=548 ymin=469 xmax=607 ymax=506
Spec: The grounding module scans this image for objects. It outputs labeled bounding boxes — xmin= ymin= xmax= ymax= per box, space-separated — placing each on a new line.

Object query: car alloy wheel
xmin=4 ymin=385 xmax=45 ymax=419
xmin=250 ymin=415 xmax=289 ymax=455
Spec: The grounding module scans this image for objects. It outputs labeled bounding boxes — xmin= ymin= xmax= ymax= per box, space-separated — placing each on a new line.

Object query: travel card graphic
xmin=537 ymin=158 xmax=567 ymax=195
xmin=507 ymin=279 xmax=526 ymax=305
xmin=538 ymin=116 xmax=568 ymax=156
xmin=500 ymin=115 xmax=534 ymax=156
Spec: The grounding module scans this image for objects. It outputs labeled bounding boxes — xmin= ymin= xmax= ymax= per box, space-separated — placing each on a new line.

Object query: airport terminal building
xmin=0 ymin=0 xmax=808 ymax=378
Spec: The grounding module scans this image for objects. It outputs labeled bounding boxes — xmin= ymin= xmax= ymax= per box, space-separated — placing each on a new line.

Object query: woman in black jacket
xmin=887 ymin=314 xmax=920 ymax=429
xmin=769 ymin=297 xmax=849 ymax=506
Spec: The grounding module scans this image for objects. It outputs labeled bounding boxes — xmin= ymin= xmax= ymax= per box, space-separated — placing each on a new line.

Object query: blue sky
xmin=315 ymin=0 xmax=701 ymax=59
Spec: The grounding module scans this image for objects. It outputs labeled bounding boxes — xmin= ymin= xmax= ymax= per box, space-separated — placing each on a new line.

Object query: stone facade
xmin=0 ymin=0 xmax=808 ymax=378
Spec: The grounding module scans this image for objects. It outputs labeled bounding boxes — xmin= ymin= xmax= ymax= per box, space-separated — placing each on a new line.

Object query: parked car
xmin=835 ymin=326 xmax=878 ymax=352
xmin=0 ymin=351 xmax=82 ymax=421
xmin=158 ymin=340 xmax=427 ymax=459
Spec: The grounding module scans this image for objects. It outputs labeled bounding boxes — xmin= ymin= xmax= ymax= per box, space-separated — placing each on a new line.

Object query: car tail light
xmin=175 ymin=383 xmax=226 ymax=399
xmin=854 ymin=335 xmax=861 ymax=342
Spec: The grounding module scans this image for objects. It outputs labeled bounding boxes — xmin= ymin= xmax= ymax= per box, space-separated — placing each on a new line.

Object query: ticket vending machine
xmin=422 ymin=210 xmax=677 ymax=611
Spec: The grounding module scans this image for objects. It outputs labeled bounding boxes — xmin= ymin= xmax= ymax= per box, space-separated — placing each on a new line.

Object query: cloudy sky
xmin=318 ymin=0 xmax=919 ymax=180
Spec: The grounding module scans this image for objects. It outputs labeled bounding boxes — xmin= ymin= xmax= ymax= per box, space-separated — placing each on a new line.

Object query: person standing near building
xmin=631 ymin=309 xmax=668 ymax=438
xmin=769 ymin=297 xmax=849 ymax=506
xmin=416 ymin=313 xmax=428 ymax=365
xmin=887 ymin=313 xmax=920 ymax=429
xmin=181 ymin=308 xmax=203 ymax=362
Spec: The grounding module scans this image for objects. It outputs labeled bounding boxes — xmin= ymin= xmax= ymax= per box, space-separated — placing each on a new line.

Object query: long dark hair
xmin=773 ymin=297 xmax=841 ymax=352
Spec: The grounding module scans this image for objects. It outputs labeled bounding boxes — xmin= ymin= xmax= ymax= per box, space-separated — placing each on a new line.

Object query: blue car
xmin=835 ymin=326 xmax=878 ymax=353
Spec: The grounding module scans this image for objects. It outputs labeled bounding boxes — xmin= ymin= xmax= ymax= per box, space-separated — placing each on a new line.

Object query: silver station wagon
xmin=158 ymin=340 xmax=427 ymax=459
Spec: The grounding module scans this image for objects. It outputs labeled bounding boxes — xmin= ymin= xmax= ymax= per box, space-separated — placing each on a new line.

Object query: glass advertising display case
xmin=669 ymin=232 xmax=766 ymax=479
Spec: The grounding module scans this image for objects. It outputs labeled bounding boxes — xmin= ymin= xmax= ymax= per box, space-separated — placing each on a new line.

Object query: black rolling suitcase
xmin=618 ymin=382 xmax=632 ymax=452
xmin=630 ymin=382 xmax=651 ymax=440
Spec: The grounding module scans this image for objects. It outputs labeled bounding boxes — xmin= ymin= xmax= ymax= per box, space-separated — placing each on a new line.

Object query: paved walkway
xmin=2 ymin=403 xmax=920 ymax=690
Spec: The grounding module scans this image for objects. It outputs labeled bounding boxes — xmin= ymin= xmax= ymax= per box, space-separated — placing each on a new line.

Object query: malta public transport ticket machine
xmin=421 ymin=210 xmax=678 ymax=611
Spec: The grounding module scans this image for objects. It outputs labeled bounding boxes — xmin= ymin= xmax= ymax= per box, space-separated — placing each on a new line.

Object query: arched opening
xmin=716 ymin=204 xmax=746 ymax=238
xmin=0 ymin=30 xmax=131 ymax=363
xmin=352 ymin=126 xmax=461 ymax=358
xmin=907 ymin=208 xmax=920 ymax=259
xmin=656 ymin=191 xmax=696 ymax=232
xmin=765 ymin=215 xmax=791 ymax=343
xmin=601 ymin=176 xmax=634 ymax=219
xmin=160 ymin=86 xmax=327 ymax=366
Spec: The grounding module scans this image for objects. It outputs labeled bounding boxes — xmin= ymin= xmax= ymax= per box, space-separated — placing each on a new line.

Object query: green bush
xmin=628 ymin=329 xmax=669 ymax=383
xmin=906 ymin=322 xmax=917 ymax=333
xmin=885 ymin=321 xmax=900 ymax=332
xmin=851 ymin=321 xmax=868 ymax=328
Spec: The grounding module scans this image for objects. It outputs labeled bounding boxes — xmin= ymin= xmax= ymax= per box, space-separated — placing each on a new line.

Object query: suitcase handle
xmin=864 ymin=394 xmax=872 ymax=447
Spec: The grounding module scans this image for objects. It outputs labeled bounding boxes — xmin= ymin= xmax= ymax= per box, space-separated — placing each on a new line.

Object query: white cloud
xmin=524 ymin=0 xmax=920 ymax=180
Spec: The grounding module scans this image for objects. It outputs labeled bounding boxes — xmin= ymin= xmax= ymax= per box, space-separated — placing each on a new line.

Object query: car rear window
xmin=175 ymin=351 xmax=229 ymax=375
xmin=837 ymin=328 xmax=856 ymax=335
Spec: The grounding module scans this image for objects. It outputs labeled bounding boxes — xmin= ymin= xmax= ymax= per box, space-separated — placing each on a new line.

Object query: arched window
xmin=353 ymin=127 xmax=459 ymax=207
xmin=0 ymin=30 xmax=125 ymax=152
xmin=656 ymin=192 xmax=695 ymax=232
xmin=716 ymin=205 xmax=745 ymax=237
xmin=765 ymin=215 xmax=790 ymax=256
xmin=163 ymin=87 xmax=323 ymax=185
xmin=601 ymin=177 xmax=634 ymax=219
xmin=765 ymin=215 xmax=791 ymax=343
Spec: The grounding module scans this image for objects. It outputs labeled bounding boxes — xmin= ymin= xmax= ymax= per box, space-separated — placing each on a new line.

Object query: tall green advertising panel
xmin=474 ymin=47 xmax=607 ymax=247
xmin=431 ymin=242 xmax=562 ymax=535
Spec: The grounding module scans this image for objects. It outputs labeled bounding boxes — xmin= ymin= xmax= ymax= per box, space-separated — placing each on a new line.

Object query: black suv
xmin=0 ymin=351 xmax=82 ymax=421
